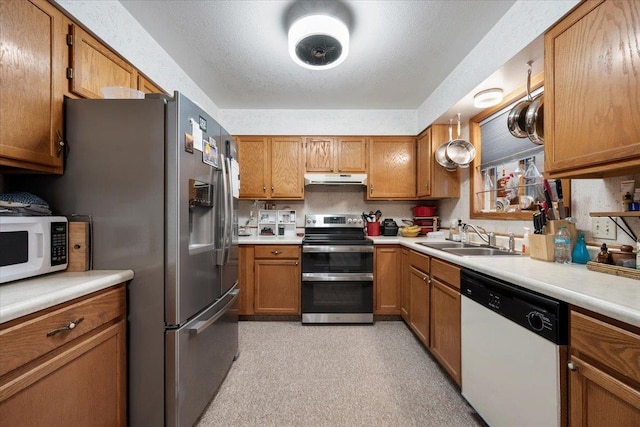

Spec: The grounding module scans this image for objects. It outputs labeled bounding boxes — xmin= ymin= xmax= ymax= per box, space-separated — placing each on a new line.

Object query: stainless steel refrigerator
xmin=19 ymin=92 xmax=239 ymax=426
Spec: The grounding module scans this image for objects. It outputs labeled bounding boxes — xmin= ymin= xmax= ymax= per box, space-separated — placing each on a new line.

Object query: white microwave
xmin=0 ymin=216 xmax=68 ymax=283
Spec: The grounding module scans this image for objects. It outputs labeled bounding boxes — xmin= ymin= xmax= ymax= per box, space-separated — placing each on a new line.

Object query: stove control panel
xmin=305 ymin=214 xmax=364 ymax=228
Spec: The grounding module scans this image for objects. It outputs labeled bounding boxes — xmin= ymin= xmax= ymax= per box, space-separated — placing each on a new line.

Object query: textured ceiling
xmin=119 ymin=0 xmax=517 ymax=110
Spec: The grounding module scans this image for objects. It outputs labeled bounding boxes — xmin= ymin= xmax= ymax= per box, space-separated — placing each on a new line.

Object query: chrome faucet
xmin=463 ymin=223 xmax=492 ymax=246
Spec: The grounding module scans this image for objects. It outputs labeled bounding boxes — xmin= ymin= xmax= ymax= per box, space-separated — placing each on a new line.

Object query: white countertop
xmin=240 ymin=234 xmax=640 ymax=328
xmin=0 ymin=270 xmax=134 ymax=324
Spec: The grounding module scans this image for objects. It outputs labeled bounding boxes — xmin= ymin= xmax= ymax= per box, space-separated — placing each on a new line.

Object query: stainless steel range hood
xmin=304 ymin=173 xmax=367 ymax=186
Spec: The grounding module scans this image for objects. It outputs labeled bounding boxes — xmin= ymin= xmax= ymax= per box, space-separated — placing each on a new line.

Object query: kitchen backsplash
xmin=238 ymin=172 xmax=640 ymax=247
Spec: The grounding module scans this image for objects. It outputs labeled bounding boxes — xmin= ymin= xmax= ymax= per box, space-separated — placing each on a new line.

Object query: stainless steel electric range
xmin=301 ymin=214 xmax=374 ymax=324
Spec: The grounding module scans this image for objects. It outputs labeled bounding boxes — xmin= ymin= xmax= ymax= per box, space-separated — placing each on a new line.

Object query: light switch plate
xmin=592 ymin=218 xmax=617 ymax=240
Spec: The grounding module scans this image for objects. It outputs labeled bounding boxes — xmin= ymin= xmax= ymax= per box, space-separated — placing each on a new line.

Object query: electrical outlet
xmin=592 ymin=218 xmax=617 ymax=240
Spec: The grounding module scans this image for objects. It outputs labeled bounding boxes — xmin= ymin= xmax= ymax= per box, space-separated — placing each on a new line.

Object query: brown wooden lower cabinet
xmin=374 ymin=245 xmax=401 ymax=315
xmin=242 ymin=245 xmax=301 ymax=315
xmin=0 ymin=284 xmax=126 ymax=426
xmin=409 ymin=265 xmax=430 ymax=345
xmin=568 ymin=309 xmax=640 ymax=426
xmin=429 ymin=278 xmax=461 ymax=386
xmin=400 ymin=248 xmax=410 ymax=321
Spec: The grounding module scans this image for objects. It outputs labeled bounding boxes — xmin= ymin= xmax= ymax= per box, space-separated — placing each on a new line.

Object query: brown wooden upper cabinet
xmin=138 ymin=74 xmax=166 ymax=95
xmin=544 ymin=0 xmax=640 ymax=178
xmin=69 ymin=24 xmax=138 ymax=99
xmin=305 ymin=136 xmax=367 ymax=173
xmin=368 ymin=136 xmax=417 ymax=199
xmin=417 ymin=125 xmax=460 ymax=199
xmin=237 ymin=136 xmax=304 ymax=200
xmin=0 ymin=0 xmax=67 ymax=174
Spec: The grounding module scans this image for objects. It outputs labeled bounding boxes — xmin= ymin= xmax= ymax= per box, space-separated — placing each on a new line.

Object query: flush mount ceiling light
xmin=474 ymin=88 xmax=504 ymax=108
xmin=288 ymin=14 xmax=349 ymax=70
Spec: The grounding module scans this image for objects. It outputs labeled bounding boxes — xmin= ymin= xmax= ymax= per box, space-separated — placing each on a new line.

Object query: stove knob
xmin=357 ymin=218 xmax=363 ymax=225
xmin=347 ymin=218 xmax=353 ymax=224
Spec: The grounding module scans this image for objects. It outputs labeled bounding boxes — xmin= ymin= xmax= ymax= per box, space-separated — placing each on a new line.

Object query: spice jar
xmin=596 ymin=243 xmax=612 ymax=264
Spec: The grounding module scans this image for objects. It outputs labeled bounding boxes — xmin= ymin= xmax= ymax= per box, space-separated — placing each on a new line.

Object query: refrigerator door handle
xmin=218 ymin=155 xmax=230 ymax=266
xmin=188 ymin=288 xmax=239 ymax=335
xmin=225 ymin=156 xmax=234 ymax=264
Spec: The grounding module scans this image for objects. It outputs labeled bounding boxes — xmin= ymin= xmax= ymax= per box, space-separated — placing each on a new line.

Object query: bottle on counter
xmin=597 ymin=243 xmax=613 ymax=265
xmin=572 ymin=232 xmax=590 ymax=264
xmin=554 ymin=226 xmax=572 ymax=264
xmin=522 ymin=227 xmax=530 ymax=254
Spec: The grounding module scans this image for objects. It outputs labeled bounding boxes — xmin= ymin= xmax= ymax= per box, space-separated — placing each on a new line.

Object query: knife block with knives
xmin=529 ymin=220 xmax=577 ymax=262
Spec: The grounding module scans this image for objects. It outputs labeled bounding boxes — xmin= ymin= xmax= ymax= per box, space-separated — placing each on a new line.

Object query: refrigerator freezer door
xmin=165 ymin=93 xmax=223 ymax=326
xmin=165 ymin=284 xmax=239 ymax=427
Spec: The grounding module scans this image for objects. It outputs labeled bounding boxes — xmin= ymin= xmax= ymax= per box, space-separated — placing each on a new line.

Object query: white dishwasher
xmin=460 ymin=268 xmax=568 ymax=427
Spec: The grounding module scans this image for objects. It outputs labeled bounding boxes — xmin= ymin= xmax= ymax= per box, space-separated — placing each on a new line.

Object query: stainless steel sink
xmin=442 ymin=247 xmax=521 ymax=257
xmin=418 ymin=242 xmax=473 ymax=249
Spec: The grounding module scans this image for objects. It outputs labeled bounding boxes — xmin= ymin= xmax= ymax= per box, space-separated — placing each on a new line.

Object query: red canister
xmin=412 ymin=206 xmax=437 ymax=217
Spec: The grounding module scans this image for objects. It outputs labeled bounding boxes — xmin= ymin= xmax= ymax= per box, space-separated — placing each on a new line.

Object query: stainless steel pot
xmin=445 ymin=114 xmax=476 ymax=168
xmin=525 ymin=94 xmax=544 ymax=145
xmin=435 ymin=120 xmax=458 ymax=171
xmin=507 ymin=62 xmax=534 ymax=139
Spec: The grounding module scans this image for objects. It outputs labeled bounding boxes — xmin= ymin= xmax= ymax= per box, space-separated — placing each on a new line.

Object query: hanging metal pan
xmin=525 ymin=94 xmax=544 ymax=145
xmin=435 ymin=119 xmax=458 ymax=171
xmin=507 ymin=62 xmax=534 ymax=138
xmin=445 ymin=114 xmax=476 ymax=168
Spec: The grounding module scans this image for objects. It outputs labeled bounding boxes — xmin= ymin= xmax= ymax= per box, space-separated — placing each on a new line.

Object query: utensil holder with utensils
xmin=529 ymin=220 xmax=577 ymax=262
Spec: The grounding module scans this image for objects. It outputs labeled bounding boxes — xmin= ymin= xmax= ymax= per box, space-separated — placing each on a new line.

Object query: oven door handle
xmin=302 ymin=245 xmax=374 ymax=253
xmin=302 ymin=273 xmax=374 ymax=282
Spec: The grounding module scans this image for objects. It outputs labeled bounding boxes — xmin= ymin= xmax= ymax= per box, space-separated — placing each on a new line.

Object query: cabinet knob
xmin=423 ymin=276 xmax=427 ymax=282
xmin=47 ymin=317 xmax=84 ymax=337
xmin=295 ymin=261 xmax=299 ymax=265
xmin=271 ymin=250 xmax=281 ymax=255
xmin=262 ymin=185 xmax=266 ymax=193
xmin=567 ymin=361 xmax=577 ymax=371
xmin=56 ymin=130 xmax=66 ymax=157
xmin=271 ymin=186 xmax=274 ymax=192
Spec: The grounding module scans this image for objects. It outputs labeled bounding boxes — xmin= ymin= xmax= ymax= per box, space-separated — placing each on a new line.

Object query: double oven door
xmin=301 ymin=244 xmax=374 ymax=323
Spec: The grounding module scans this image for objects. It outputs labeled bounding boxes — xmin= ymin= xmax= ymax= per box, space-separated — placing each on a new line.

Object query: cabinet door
xmin=69 ymin=24 xmax=137 ymax=99
xmin=400 ymin=249 xmax=410 ymax=321
xmin=0 ymin=321 xmax=126 ymax=426
xmin=0 ymin=0 xmax=65 ymax=173
xmin=428 ymin=124 xmax=460 ymax=198
xmin=416 ymin=129 xmax=432 ymax=197
xmin=238 ymin=245 xmax=255 ymax=315
xmin=569 ymin=356 xmax=640 ymax=426
xmin=305 ymin=137 xmax=335 ymax=172
xmin=430 ymin=278 xmax=461 ymax=386
xmin=374 ymin=246 xmax=401 ymax=315
xmin=368 ymin=137 xmax=416 ymax=199
xmin=254 ymin=259 xmax=300 ymax=314
xmin=270 ymin=136 xmax=304 ymax=199
xmin=137 ymin=74 xmax=165 ymax=95
xmin=409 ymin=266 xmax=430 ymax=345
xmin=544 ymin=0 xmax=640 ymax=178
xmin=237 ymin=136 xmax=269 ymax=199
xmin=337 ymin=137 xmax=367 ymax=173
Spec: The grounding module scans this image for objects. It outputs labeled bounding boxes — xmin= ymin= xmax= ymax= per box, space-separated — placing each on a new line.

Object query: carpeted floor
xmin=196 ymin=321 xmax=484 ymax=427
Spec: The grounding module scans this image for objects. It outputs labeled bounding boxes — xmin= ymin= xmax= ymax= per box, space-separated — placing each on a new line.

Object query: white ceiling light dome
xmin=473 ymin=88 xmax=504 ymax=108
xmin=288 ymin=14 xmax=349 ymax=70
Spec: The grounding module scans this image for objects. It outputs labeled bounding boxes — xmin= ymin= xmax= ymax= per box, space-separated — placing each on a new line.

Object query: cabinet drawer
xmin=409 ymin=250 xmax=430 ymax=273
xmin=570 ymin=311 xmax=640 ymax=385
xmin=431 ymin=258 xmax=460 ymax=290
xmin=0 ymin=285 xmax=125 ymax=377
xmin=254 ymin=245 xmax=299 ymax=259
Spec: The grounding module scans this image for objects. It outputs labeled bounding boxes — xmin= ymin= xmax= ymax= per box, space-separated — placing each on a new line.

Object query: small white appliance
xmin=0 ymin=216 xmax=68 ymax=283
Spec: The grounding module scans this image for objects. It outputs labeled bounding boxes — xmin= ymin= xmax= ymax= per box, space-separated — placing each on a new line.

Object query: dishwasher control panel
xmin=461 ymin=268 xmax=568 ymax=345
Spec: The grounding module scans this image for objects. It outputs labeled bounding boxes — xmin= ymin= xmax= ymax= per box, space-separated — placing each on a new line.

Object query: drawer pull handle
xmin=47 ymin=317 xmax=84 ymax=337
xmin=271 ymin=250 xmax=281 ymax=255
